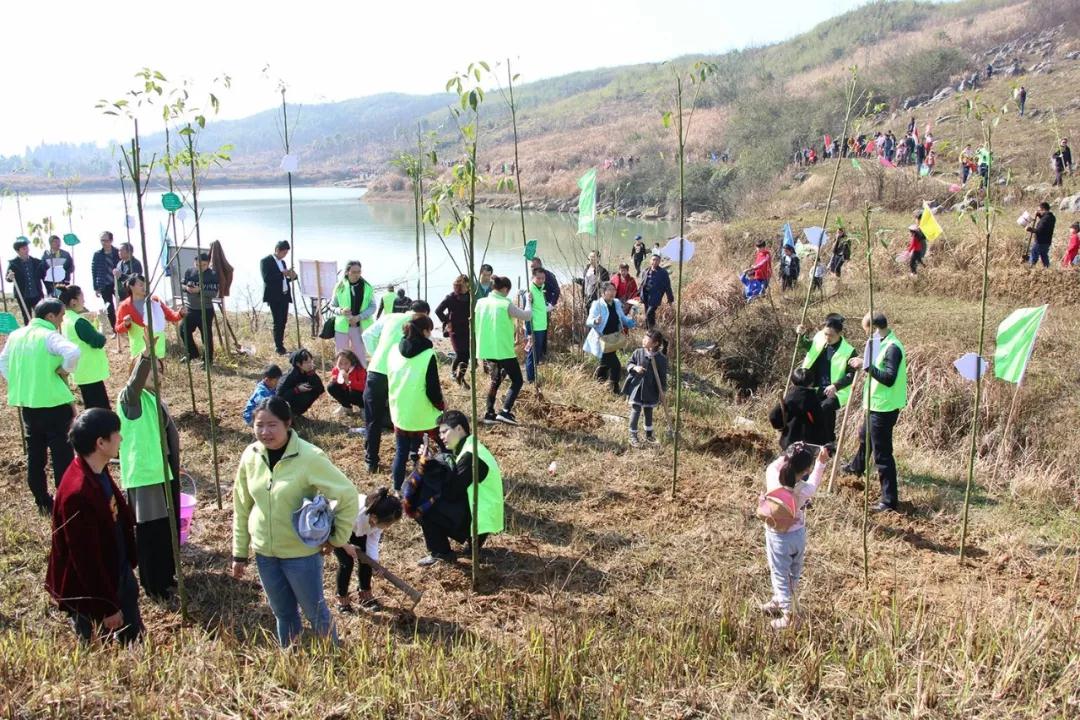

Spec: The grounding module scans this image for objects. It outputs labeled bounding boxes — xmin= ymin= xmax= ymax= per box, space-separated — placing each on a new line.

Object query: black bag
xmin=318 ymin=316 xmax=336 ymax=339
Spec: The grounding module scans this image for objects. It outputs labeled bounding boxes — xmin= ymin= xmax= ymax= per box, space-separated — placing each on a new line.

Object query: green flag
xmin=993 ymin=305 xmax=1047 ymax=383
xmin=577 ymin=168 xmax=597 ymax=236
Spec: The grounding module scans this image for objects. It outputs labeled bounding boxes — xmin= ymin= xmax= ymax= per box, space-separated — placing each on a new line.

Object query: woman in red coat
xmin=45 ymin=409 xmax=143 ymax=644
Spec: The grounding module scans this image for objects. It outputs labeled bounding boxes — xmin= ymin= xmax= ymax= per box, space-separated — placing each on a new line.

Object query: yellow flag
xmin=919 ymin=203 xmax=943 ymax=243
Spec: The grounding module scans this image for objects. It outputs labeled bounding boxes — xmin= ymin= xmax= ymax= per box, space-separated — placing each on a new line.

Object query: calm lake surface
xmin=0 ymin=187 xmax=675 ymax=311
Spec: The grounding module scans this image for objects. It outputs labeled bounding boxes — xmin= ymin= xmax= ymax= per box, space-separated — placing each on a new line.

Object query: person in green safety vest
xmin=795 ymin=313 xmax=856 ymax=443
xmin=843 ymin=312 xmax=908 ymax=513
xmin=330 ymin=260 xmax=375 ymax=366
xmin=476 ymin=275 xmax=531 ymax=426
xmin=376 ymin=284 xmax=397 ymax=320
xmin=117 ymin=352 xmax=182 ymax=600
xmin=387 ymin=314 xmax=445 ymax=491
xmin=361 ymin=300 xmax=431 ymax=474
xmin=60 ymin=285 xmax=112 ymax=410
xmin=414 ymin=409 xmax=504 ymax=567
xmin=114 ymin=275 xmax=185 ymax=362
xmin=0 ymin=298 xmax=80 ymax=514
xmin=524 ymin=266 xmax=553 ymax=384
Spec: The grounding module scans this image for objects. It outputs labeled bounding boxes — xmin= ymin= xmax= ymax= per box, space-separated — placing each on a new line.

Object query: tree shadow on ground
xmin=182 ymin=568 xmax=279 ymax=646
xmin=505 ymin=504 xmax=635 ymax=552
xmin=876 ymin=521 xmax=988 ymax=558
xmin=173 ymin=410 xmax=253 ymax=447
xmin=469 ymin=545 xmax=608 ymax=596
xmin=504 ymin=478 xmax=583 ymax=505
xmin=368 ymin=611 xmax=475 ymax=650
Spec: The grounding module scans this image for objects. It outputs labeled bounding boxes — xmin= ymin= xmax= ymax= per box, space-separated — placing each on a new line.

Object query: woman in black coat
xmin=768 ymin=368 xmax=826 ymax=450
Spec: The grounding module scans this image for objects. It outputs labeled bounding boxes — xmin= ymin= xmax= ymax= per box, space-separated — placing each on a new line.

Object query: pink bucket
xmin=179 ymin=492 xmax=197 ymax=545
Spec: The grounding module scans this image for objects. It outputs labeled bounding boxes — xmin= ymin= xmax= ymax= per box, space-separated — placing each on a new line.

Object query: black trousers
xmin=22 ymin=404 xmax=75 ymax=510
xmin=79 ymin=381 xmax=111 ymax=410
xmin=486 ymin=358 xmax=523 ymax=414
xmin=450 ymin=333 xmax=470 ymax=379
xmin=286 ymin=387 xmax=322 ymax=417
xmin=419 ymin=513 xmax=470 ymax=555
xmin=182 ymin=308 xmax=215 ymax=363
xmin=268 ymin=298 xmax=290 ymax=353
xmin=595 ymin=352 xmax=622 ymax=393
xmin=328 ymin=383 xmax=364 ymax=410
xmin=16 ymin=295 xmax=43 ymax=325
xmin=848 ymin=410 xmax=900 ymax=508
xmin=334 ymin=533 xmax=373 ymax=595
xmin=364 ymin=372 xmax=390 ymax=467
xmin=99 ymin=286 xmax=117 ymax=329
xmin=135 ymin=482 xmax=180 ymax=600
xmin=68 ymin=566 xmax=143 ymax=645
xmin=817 ymin=395 xmax=839 ymax=444
xmin=645 ymin=304 xmax=659 ymax=330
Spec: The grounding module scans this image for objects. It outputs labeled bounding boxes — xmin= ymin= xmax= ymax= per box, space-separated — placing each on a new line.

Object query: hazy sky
xmin=2 ymin=0 xmax=876 ymax=156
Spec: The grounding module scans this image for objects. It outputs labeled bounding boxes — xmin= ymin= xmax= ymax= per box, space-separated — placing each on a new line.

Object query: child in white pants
xmin=761 ymin=442 xmax=829 ymax=629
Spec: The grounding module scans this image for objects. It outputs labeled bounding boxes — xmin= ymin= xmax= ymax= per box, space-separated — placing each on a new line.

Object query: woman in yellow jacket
xmin=231 ymin=396 xmax=360 ymax=647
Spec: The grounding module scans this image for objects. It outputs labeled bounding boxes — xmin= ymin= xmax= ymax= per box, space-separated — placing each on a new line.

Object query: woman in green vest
xmin=387 ymin=314 xmax=444 ymax=491
xmin=60 ymin=286 xmax=111 ymax=409
xmin=524 ymin=266 xmax=550 ymax=384
xmin=796 ymin=313 xmax=856 ymax=443
xmin=330 ymin=261 xmax=374 ymax=366
xmin=117 ymin=353 xmax=182 ymax=600
xmin=376 ymin=284 xmax=396 ymax=320
xmin=413 ymin=409 xmax=503 ymax=567
xmin=475 ymin=275 xmax=531 ymax=425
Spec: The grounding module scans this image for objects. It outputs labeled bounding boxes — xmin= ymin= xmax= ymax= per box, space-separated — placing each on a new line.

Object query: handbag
xmin=599 ymin=331 xmax=626 ymax=354
xmin=318 ymin=316 xmax=336 ymax=339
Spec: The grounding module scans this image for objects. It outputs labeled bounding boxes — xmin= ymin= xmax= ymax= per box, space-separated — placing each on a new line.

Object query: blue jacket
xmin=243 ymin=381 xmax=275 ymax=426
xmin=639 ymin=266 xmax=673 ymax=308
xmin=582 ymin=299 xmax=636 ymax=359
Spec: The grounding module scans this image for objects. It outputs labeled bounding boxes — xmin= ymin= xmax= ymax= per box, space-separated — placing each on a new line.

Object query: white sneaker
xmin=332 ymin=406 xmax=347 ymax=417
xmin=759 ymin=599 xmax=782 ymax=615
xmin=770 ymin=612 xmax=797 ymax=630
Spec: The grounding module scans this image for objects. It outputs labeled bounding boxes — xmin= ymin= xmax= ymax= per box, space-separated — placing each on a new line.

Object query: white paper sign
xmin=280 ymin=154 xmax=299 ymax=173
xmin=45 ymin=259 xmax=67 ymax=283
xmin=298 ymin=259 xmax=338 ymax=299
xmin=953 ymin=352 xmax=990 ymax=382
xmin=1016 ymin=211 xmax=1031 ymax=227
xmin=804 ymin=226 xmax=827 ymax=247
xmin=176 ymin=208 xmax=189 ymax=223
xmin=660 ymin=236 xmax=695 ymax=262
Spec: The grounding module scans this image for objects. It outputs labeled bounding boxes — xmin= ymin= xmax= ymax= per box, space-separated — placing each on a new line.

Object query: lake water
xmin=0 ymin=186 xmax=675 ymax=312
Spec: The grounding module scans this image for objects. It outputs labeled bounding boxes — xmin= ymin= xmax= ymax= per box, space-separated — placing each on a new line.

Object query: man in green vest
xmin=796 ymin=313 xmax=856 ymax=443
xmin=60 ymin=285 xmax=112 ymax=409
xmin=331 ymin=260 xmax=375 ymax=365
xmin=117 ymin=352 xmax=182 ymax=600
xmin=0 ymin=298 xmax=80 ymax=514
xmin=844 ymin=312 xmax=907 ymax=512
xmin=476 ymin=276 xmax=531 ymax=425
xmin=361 ymin=300 xmax=430 ymax=474
xmin=524 ymin=266 xmax=553 ymax=384
xmin=377 ymin=284 xmax=396 ymax=320
xmin=414 ymin=410 xmax=504 ymax=566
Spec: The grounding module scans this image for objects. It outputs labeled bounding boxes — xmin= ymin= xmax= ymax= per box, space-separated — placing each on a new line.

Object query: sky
xmin=0 ymin=0 xmax=879 ymax=156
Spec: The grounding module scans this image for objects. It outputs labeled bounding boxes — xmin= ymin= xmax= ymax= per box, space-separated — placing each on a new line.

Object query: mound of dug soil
xmin=518 ymin=396 xmax=603 ymax=431
xmin=696 ymin=429 xmax=774 ymax=462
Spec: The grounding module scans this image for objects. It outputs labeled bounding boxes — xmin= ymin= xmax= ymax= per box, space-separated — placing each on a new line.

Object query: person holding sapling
xmin=757 ymin=442 xmax=829 ymax=630
xmin=795 ymin=313 xmax=856 ymax=443
xmin=115 ymin=275 xmax=185 ymax=361
xmin=276 ymin=348 xmax=325 ymax=418
xmin=623 ymin=329 xmax=667 ymax=448
xmin=46 ymin=408 xmax=143 ymax=645
xmin=60 ymin=286 xmax=111 ymax=410
xmin=334 ymin=487 xmax=402 ymax=612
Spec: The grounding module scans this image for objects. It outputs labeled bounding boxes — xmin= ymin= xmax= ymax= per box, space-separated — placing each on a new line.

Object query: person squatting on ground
xmin=243 ymin=364 xmax=282 ymax=426
xmin=387 ymin=314 xmax=445 ymax=491
xmin=758 ymin=442 xmax=829 ymax=630
xmin=0 ymin=298 xmax=80 ymax=514
xmin=276 ymin=349 xmax=325 ymax=418
xmin=623 ymin=329 xmax=668 ymax=448
xmin=362 ymin=301 xmax=430 ymax=474
xmin=334 ymin=488 xmax=402 ymax=612
xmin=46 ymin=408 xmax=143 ymax=645
xmin=584 ymin=281 xmax=636 ymax=394
xmin=476 ymin=275 xmax=530 ymax=425
xmin=328 ymin=349 xmax=366 ymax=417
xmin=60 ymin=285 xmax=111 ymax=410
xmin=232 ymin=396 xmax=359 ymax=647
xmin=844 ymin=313 xmax=908 ymax=513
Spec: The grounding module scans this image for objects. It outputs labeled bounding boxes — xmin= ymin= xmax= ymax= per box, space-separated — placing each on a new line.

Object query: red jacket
xmin=114 ymin=295 xmax=182 ymax=335
xmin=751 ymin=249 xmax=773 ymax=281
xmin=611 ymin=273 xmax=638 ymax=303
xmin=330 ymin=364 xmax=366 ymax=392
xmin=45 ymin=456 xmax=137 ymax=620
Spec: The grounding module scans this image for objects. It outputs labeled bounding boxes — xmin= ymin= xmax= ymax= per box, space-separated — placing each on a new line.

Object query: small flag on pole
xmin=577 ymin=168 xmax=597 ymax=236
xmin=993 ymin=305 xmax=1048 ymax=383
xmin=851 ymin=157 xmax=862 ymax=169
xmin=782 ymin=223 xmax=795 ymax=248
xmin=919 ymin=203 xmax=943 ymax=242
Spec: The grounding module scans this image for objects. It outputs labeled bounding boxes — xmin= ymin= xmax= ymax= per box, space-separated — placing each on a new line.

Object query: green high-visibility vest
xmin=457 ymin=437 xmax=504 ymax=535
xmin=380 ymin=292 xmax=396 ymax=315
xmin=63 ymin=308 xmax=110 ymax=386
xmin=387 ymin=346 xmax=441 ymax=431
xmin=529 ymin=283 xmax=548 ymax=333
xmin=3 ymin=318 xmax=75 ymax=408
xmin=866 ymin=332 xmax=907 ymax=412
xmin=475 ymin=294 xmax=515 ymax=361
xmin=127 ymin=299 xmax=168 ymax=359
xmin=368 ymin=313 xmax=411 ymax=376
xmin=119 ymin=389 xmax=173 ymax=489
xmin=801 ymin=331 xmax=855 ymax=407
xmin=333 ymin=280 xmax=374 ymax=333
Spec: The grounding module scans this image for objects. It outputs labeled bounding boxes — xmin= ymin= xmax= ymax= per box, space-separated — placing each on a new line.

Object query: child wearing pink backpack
xmin=756 ymin=441 xmax=830 ymax=629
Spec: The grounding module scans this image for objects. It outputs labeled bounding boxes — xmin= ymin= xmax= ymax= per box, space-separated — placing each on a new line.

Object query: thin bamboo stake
xmin=282 ymin=89 xmax=301 ymax=350
xmin=860 ymin=204 xmax=875 ymax=590
xmin=417 ymin=123 xmax=429 ymax=302
xmin=186 ymin=131 xmax=223 ymax=510
xmin=9 ymin=278 xmax=31 ymax=452
xmin=467 ymin=107 xmax=481 ymax=590
xmin=826 ymin=369 xmax=861 ymax=493
xmin=784 ymin=71 xmax=859 ymax=398
xmin=116 ymin=166 xmax=132 ymax=354
xmin=507 ymin=60 xmax=538 ymax=390
xmin=672 ymin=75 xmax=686 ymax=499
xmin=990 ymin=378 xmax=1024 ymax=488
xmin=127 ymin=120 xmax=187 ymax=620
xmin=164 ymin=127 xmax=198 ymax=412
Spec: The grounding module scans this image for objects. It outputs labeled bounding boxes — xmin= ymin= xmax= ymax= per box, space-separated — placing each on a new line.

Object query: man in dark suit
xmin=260 ymin=241 xmax=296 ymax=356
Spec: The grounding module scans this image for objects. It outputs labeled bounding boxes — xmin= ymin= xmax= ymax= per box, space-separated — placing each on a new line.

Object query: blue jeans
xmin=765 ymin=526 xmax=807 ymax=612
xmin=391 ymin=431 xmax=423 ymax=491
xmin=255 ymin=553 xmax=336 ymax=648
xmin=525 ymin=329 xmax=548 ymax=383
xmin=1029 ymin=242 xmax=1050 ymax=267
